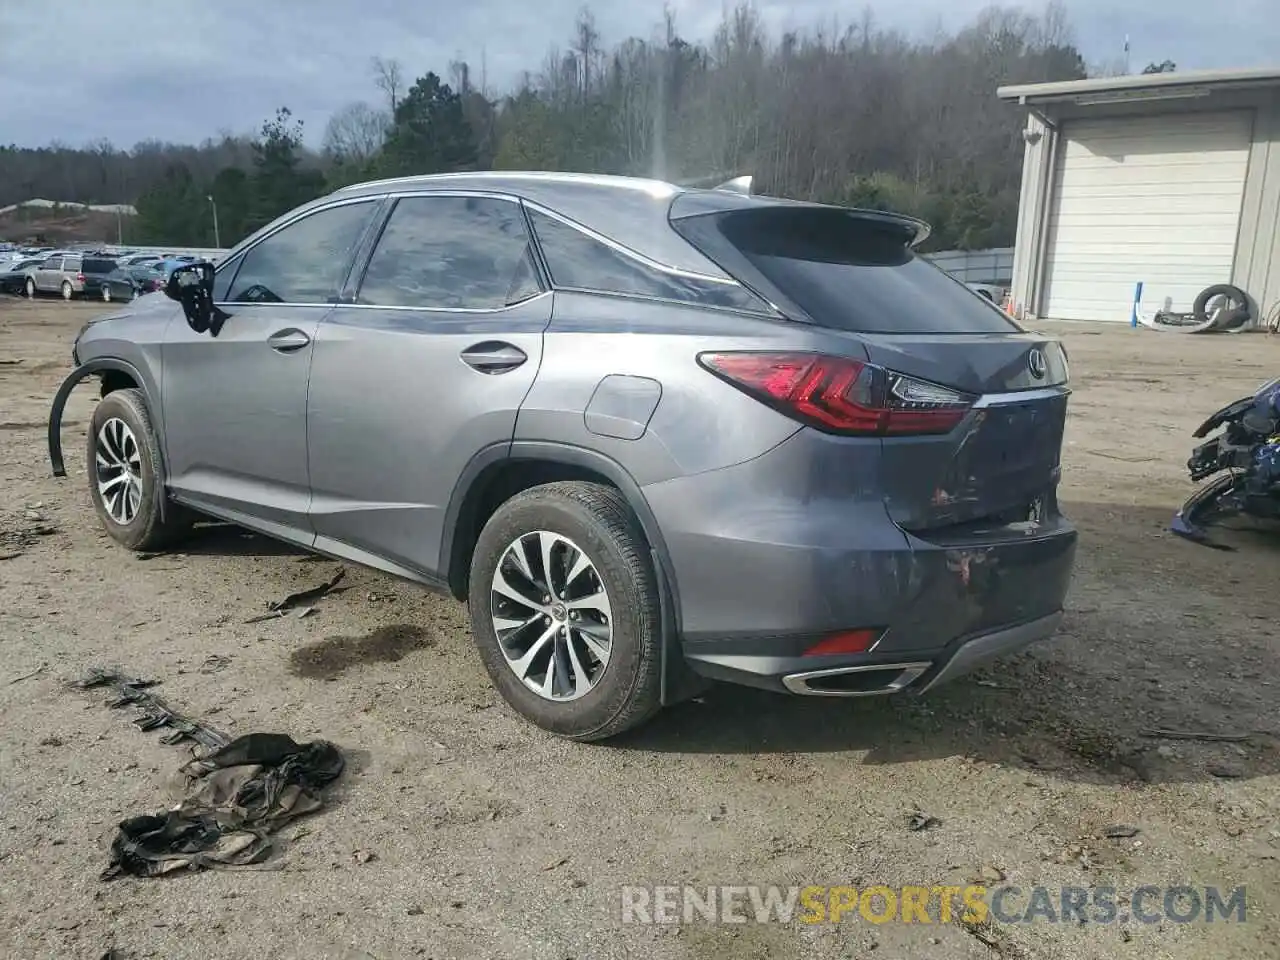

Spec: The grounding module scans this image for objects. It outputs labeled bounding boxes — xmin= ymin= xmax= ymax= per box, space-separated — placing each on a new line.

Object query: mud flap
xmin=654 ymin=547 xmax=709 ymax=706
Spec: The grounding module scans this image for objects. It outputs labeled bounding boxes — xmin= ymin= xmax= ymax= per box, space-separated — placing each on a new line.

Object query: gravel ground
xmin=1 ymin=298 xmax=1278 ymax=960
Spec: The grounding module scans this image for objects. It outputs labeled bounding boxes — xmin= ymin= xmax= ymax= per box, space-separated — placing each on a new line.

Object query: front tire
xmin=468 ymin=481 xmax=663 ymax=741
xmin=86 ymin=388 xmax=193 ymax=551
xmin=102 ymin=284 xmax=112 ymax=302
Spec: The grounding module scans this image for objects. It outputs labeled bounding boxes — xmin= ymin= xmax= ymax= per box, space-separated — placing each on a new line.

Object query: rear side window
xmin=672 ymin=207 xmax=1019 ymax=334
xmin=526 ymin=207 xmax=771 ymax=314
xmin=228 ymin=200 xmax=376 ymax=304
xmin=83 ymin=258 xmax=117 ymax=275
xmin=356 ymin=195 xmax=540 ymax=310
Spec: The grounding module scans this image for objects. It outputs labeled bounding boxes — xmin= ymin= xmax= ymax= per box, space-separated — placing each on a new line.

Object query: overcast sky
xmin=1 ymin=0 xmax=1276 ymax=149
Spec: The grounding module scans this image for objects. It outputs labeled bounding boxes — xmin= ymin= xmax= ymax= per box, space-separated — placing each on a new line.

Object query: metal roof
xmin=998 ymin=66 xmax=1280 ymax=105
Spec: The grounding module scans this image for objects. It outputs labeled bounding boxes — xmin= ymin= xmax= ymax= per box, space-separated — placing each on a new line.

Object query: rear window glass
xmin=673 ymin=207 xmax=1018 ymax=334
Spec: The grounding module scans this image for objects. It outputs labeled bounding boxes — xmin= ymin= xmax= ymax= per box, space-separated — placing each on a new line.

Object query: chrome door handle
xmin=267 ymin=328 xmax=311 ymax=353
xmin=460 ymin=341 xmax=527 ymax=373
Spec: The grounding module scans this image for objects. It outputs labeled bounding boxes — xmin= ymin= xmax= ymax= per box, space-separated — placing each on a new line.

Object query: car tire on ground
xmin=86 ymin=388 xmax=193 ymax=552
xmin=102 ymin=285 xmax=112 ymax=302
xmin=467 ymin=481 xmax=664 ymax=741
xmin=25 ymin=277 xmax=35 ymax=298
xmin=61 ymin=280 xmax=72 ymax=300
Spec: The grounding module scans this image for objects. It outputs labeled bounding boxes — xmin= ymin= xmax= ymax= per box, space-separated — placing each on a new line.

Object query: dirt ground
xmin=1 ymin=297 xmax=1278 ymax=960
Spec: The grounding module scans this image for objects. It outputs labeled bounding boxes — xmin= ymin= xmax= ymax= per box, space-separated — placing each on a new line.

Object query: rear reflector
xmin=698 ymin=352 xmax=975 ymax=436
xmin=802 ymin=628 xmax=881 ymax=657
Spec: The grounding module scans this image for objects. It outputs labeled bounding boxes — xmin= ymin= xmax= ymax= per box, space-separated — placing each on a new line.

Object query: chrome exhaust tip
xmin=781 ymin=662 xmax=932 ymax=697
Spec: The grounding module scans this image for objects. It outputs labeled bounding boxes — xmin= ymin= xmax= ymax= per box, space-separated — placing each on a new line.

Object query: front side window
xmin=226 ymin=200 xmax=377 ymax=304
xmin=356 ymin=195 xmax=541 ymax=310
xmin=526 ymin=207 xmax=770 ymax=314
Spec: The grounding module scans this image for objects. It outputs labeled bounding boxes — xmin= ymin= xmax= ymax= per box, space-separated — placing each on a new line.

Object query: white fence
xmin=924 ymin=247 xmax=1014 ymax=286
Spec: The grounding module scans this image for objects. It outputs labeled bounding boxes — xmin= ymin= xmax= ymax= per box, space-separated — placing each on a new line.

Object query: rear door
xmin=161 ymin=198 xmax=380 ymax=537
xmin=307 ymin=192 xmax=550 ymax=579
xmin=670 ymin=201 xmax=1071 ymax=533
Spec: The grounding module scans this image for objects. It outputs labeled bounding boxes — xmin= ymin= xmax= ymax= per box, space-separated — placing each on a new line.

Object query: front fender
xmin=48 ymin=358 xmax=154 ymax=477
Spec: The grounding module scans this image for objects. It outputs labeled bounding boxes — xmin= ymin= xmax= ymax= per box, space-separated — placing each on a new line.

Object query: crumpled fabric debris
xmin=103 ymin=732 xmax=344 ymax=880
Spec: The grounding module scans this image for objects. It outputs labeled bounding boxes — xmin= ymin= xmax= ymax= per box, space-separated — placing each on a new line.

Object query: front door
xmin=306 ymin=193 xmax=551 ymax=578
xmin=161 ymin=198 xmax=381 ymax=539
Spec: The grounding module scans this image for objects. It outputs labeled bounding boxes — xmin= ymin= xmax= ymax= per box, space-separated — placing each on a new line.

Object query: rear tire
xmin=25 ymin=277 xmax=35 ymax=298
xmin=86 ymin=388 xmax=193 ymax=551
xmin=61 ymin=280 xmax=72 ymax=300
xmin=467 ymin=481 xmax=663 ymax=741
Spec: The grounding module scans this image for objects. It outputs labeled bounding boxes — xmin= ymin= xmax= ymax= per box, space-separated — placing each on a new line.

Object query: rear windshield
xmin=82 ymin=258 xmax=118 ymax=274
xmin=672 ymin=206 xmax=1018 ymax=334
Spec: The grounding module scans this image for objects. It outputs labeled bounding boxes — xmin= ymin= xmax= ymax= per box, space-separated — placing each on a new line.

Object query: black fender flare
xmin=440 ymin=440 xmax=694 ymax=704
xmin=49 ymin=357 xmax=174 ymax=523
xmin=50 ymin=358 xmax=150 ymax=476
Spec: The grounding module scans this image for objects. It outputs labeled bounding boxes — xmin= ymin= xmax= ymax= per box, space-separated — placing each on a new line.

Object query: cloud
xmin=0 ymin=0 xmax=1276 ymax=148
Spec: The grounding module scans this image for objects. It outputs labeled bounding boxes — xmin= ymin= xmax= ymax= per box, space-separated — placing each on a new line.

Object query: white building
xmin=998 ymin=67 xmax=1280 ymax=323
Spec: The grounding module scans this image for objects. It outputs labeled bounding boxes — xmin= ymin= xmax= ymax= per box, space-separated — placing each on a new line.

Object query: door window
xmin=356 ymin=195 xmax=541 ymax=310
xmin=226 ymin=200 xmax=377 ymax=304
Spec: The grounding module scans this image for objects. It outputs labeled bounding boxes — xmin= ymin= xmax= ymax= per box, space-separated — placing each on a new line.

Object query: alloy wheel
xmin=95 ymin=417 xmax=144 ymax=525
xmin=489 ymin=530 xmax=613 ymax=702
xmin=61 ymin=281 xmax=72 ymax=300
xmin=102 ymin=285 xmax=112 ymax=302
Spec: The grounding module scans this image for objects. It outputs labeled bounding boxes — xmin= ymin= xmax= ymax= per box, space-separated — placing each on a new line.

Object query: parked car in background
xmin=25 ymin=253 xmax=90 ymax=299
xmin=0 ymin=257 xmax=44 ymax=295
xmin=49 ymin=172 xmax=1077 ymax=741
xmin=121 ymin=254 xmax=162 ymax=268
xmin=125 ymin=260 xmax=168 ymax=294
xmin=79 ymin=257 xmax=139 ymax=302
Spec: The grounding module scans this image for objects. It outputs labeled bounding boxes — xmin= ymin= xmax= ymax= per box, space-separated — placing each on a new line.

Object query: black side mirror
xmin=165 ymin=262 xmax=221 ymax=334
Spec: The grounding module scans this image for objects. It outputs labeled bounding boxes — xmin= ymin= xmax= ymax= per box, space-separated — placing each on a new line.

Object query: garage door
xmin=1041 ymin=110 xmax=1252 ymax=322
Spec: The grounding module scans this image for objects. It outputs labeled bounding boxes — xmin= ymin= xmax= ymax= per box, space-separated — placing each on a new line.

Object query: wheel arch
xmin=441 ymin=441 xmax=681 ymax=622
xmin=48 ymin=358 xmax=156 ymax=478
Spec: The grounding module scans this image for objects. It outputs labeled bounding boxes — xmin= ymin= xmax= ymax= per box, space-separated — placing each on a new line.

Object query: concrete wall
xmin=1008 ymin=87 xmax=1280 ymax=323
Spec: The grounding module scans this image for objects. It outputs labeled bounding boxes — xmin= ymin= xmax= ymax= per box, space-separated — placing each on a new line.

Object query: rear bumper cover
xmin=685 ymin=611 xmax=1065 ymax=696
xmin=642 ymin=426 xmax=1077 ymax=693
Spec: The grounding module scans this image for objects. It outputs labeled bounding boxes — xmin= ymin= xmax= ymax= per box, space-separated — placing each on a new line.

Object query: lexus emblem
xmin=1028 ymin=348 xmax=1047 ymax=380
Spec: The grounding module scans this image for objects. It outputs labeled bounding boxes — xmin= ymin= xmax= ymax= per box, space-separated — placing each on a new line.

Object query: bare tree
xmin=371 ymin=57 xmax=404 ymax=114
xmin=321 ymin=101 xmax=390 ymax=164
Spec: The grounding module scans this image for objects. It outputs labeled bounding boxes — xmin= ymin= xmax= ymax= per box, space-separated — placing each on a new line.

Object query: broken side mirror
xmin=165 ymin=261 xmax=218 ymax=334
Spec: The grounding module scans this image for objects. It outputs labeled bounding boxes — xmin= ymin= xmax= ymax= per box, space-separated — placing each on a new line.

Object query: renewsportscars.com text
xmin=620 ymin=884 xmax=1247 ymax=926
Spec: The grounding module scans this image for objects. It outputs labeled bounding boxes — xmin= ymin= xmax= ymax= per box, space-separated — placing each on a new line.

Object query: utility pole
xmin=207 ymin=195 xmax=221 ymax=249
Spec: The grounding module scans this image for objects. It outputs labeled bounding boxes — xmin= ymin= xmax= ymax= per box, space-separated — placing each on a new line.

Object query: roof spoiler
xmin=676 ymin=172 xmax=753 ymax=195
xmin=713 ymin=175 xmax=752 ymax=196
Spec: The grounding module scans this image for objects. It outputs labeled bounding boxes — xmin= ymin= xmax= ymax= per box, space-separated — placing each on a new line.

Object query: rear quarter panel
xmin=514 ymin=292 xmax=807 ymax=483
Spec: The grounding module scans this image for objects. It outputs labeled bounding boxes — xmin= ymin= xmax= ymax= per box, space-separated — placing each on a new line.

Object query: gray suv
xmin=48 ymin=172 xmax=1077 ymax=740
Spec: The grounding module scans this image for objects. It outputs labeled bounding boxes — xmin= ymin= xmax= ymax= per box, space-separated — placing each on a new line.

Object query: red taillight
xmin=698 ymin=352 xmax=975 ymax=437
xmin=76 ymin=273 xmax=85 ymax=283
xmin=802 ymin=628 xmax=881 ymax=657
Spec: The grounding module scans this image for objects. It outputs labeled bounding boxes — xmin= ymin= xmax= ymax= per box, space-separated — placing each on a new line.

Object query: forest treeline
xmin=0 ymin=4 xmax=1175 ymax=251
